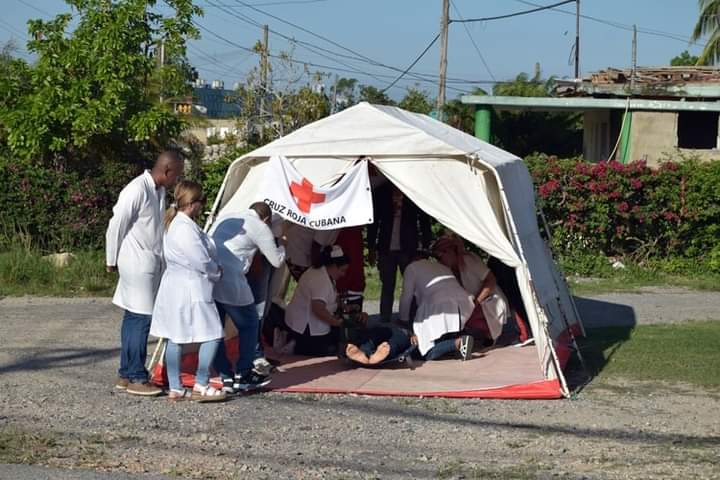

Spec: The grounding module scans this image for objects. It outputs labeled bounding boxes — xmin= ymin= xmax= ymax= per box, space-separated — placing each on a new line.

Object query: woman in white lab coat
xmin=150 ymin=181 xmax=226 ymax=402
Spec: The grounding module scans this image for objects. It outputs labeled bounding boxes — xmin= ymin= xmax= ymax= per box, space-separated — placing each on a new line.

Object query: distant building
xmin=462 ymin=66 xmax=720 ymax=166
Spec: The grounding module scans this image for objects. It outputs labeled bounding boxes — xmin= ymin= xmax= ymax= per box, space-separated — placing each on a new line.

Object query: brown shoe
xmin=115 ymin=378 xmax=130 ymax=391
xmin=126 ymin=382 xmax=162 ymax=397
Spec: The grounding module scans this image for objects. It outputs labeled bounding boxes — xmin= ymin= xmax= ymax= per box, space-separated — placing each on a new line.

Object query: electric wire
xmin=380 ymin=33 xmax=441 ymax=93
xmin=451 ymin=0 xmax=576 ymax=24
xmin=450 ymin=0 xmax=496 ymax=81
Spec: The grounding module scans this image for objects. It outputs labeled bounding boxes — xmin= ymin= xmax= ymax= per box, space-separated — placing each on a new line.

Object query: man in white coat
xmin=210 ymin=202 xmax=287 ymax=393
xmin=105 ymin=151 xmax=184 ymax=396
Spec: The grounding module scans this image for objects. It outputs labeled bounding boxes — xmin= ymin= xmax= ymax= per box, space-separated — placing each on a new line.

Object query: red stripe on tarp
xmin=271 ymin=379 xmax=563 ymax=399
xmin=553 ymin=323 xmax=584 ymax=368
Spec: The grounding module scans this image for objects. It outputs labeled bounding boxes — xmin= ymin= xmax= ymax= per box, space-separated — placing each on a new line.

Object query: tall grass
xmin=0 ymin=234 xmax=114 ymax=297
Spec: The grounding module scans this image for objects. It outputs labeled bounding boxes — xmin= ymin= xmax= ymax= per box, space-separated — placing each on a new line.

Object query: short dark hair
xmin=250 ymin=201 xmax=272 ymax=220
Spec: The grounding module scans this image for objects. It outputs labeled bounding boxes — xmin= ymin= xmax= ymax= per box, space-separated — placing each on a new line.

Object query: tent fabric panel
xmin=249 ymin=103 xmax=469 ymax=158
xmin=373 ymin=157 xmax=522 ymax=269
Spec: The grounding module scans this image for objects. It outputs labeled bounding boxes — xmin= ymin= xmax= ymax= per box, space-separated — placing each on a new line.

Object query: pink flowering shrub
xmin=0 ymin=156 xmax=140 ymax=251
xmin=526 ymin=154 xmax=720 ymax=262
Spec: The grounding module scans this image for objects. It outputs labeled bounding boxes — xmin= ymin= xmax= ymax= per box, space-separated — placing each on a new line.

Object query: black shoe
xmin=221 ymin=377 xmax=238 ymax=394
xmin=234 ymin=372 xmax=271 ymax=392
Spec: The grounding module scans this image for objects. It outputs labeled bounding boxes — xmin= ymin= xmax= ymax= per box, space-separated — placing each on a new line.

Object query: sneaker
xmin=221 ymin=377 xmax=238 ymax=395
xmin=126 ymin=381 xmax=162 ymax=397
xmin=458 ymin=335 xmax=474 ymax=361
xmin=115 ymin=378 xmax=129 ymax=391
xmin=253 ymin=357 xmax=273 ymax=376
xmin=233 ymin=372 xmax=271 ymax=392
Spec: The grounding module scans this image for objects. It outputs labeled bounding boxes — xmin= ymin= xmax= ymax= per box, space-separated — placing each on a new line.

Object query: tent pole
xmin=146 ymin=338 xmax=167 ymax=384
xmin=479 ymin=157 xmax=571 ymax=397
xmin=537 ymin=206 xmax=594 ymax=392
xmin=538 ymin=205 xmax=586 ymax=337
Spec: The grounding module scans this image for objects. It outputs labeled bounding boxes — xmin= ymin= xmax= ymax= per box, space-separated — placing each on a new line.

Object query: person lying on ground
xmin=344 ymin=325 xmax=412 ymax=365
xmin=399 ymin=253 xmax=475 ymax=361
xmin=209 ymin=202 xmax=288 ymax=394
xmin=284 ymin=245 xmax=367 ymax=356
xmin=432 ymin=235 xmax=510 ymax=345
xmin=150 ymin=181 xmax=226 ymax=402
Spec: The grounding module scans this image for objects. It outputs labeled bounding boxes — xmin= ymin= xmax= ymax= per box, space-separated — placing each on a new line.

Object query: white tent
xmin=207 ymin=102 xmax=584 ymax=398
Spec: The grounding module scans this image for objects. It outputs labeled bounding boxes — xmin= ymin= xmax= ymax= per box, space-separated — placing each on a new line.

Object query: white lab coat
xmin=399 ymin=259 xmax=474 ymax=356
xmin=105 ymin=171 xmax=165 ymax=315
xmin=458 ymin=253 xmax=509 ymax=340
xmin=150 ymin=212 xmax=223 ymax=344
xmin=210 ymin=209 xmax=286 ymax=306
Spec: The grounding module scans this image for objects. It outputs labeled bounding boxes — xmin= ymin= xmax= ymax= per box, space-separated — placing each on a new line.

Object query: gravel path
xmin=1 ymin=291 xmax=719 ymax=480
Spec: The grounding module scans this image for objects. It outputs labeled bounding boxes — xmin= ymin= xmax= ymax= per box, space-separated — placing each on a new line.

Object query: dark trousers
xmin=118 ymin=310 xmax=151 ymax=382
xmin=378 ymin=250 xmax=413 ymax=322
xmin=291 ymin=326 xmax=340 ymax=356
xmin=213 ymin=302 xmax=259 ymax=379
xmin=353 ymin=327 xmax=411 ymax=359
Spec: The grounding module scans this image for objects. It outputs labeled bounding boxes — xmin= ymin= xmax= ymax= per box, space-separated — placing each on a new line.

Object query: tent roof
xmin=247 ymin=102 xmax=519 ymax=167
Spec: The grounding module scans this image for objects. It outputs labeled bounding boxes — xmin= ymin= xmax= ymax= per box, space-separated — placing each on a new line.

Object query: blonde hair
xmin=164 ymin=180 xmax=203 ymax=230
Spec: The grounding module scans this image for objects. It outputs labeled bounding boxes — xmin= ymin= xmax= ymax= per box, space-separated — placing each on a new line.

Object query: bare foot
xmin=346 ymin=344 xmax=369 ymax=364
xmin=368 ymin=342 xmax=391 ymax=364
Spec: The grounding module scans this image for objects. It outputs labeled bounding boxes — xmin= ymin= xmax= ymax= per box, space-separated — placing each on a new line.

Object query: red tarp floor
xmin=153 ymin=342 xmax=563 ymax=399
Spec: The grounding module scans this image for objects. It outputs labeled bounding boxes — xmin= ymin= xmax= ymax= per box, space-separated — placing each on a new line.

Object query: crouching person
xmin=150 ymin=181 xmax=226 ymax=402
xmin=284 ymin=245 xmax=359 ymax=356
xmin=399 ymin=252 xmax=475 ymax=361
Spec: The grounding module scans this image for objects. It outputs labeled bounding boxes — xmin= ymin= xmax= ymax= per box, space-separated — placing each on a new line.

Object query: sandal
xmin=167 ymin=388 xmax=192 ymax=402
xmin=191 ymin=384 xmax=227 ymax=403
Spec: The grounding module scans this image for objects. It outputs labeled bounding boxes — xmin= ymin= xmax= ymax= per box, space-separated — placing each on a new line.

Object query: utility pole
xmin=260 ymin=24 xmax=269 ymax=140
xmin=574 ymin=0 xmax=580 ymax=79
xmin=437 ymin=0 xmax=449 ymax=122
xmin=631 ymin=24 xmax=637 ymax=92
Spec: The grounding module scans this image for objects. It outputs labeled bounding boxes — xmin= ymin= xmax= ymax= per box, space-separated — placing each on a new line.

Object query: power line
xmin=204 ymin=0 xmax=329 ymax=6
xmin=381 ymin=33 xmax=440 ymax=93
xmin=204 ymin=0 xmax=485 ymax=88
xmin=15 ymin=0 xmax=54 ymax=18
xmin=450 ymin=0 xmax=496 ymax=81
xmin=451 ymin=0 xmax=576 ymax=24
xmin=514 ymin=0 xmax=701 ymax=46
xmin=191 ymin=20 xmax=477 ymax=95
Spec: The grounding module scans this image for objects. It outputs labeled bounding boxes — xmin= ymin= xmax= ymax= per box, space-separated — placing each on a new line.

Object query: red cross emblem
xmin=289 ymin=178 xmax=326 ymax=213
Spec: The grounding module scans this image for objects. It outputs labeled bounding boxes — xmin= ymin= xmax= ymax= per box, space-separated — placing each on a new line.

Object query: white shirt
xmin=400 ymin=259 xmax=474 ymax=355
xmin=105 ymin=170 xmax=165 ymax=315
xmin=210 ymin=209 xmax=286 ymax=306
xmin=458 ymin=253 xmax=491 ymax=296
xmin=285 ymin=224 xmax=338 ymax=267
xmin=285 ymin=266 xmax=337 ymax=336
xmin=150 ymin=212 xmax=223 ymax=343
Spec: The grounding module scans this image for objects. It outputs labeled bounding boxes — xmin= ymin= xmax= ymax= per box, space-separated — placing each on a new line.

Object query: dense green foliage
xmin=670 ymin=50 xmax=700 ymax=66
xmin=528 ymin=154 xmax=720 ymax=272
xmin=491 ymin=72 xmax=582 ymax=157
xmin=0 ymin=153 xmax=140 ymax=251
xmin=0 ymin=0 xmax=200 ymax=164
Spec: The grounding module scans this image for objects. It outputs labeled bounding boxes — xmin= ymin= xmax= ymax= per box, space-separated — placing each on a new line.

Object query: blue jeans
xmin=213 ymin=302 xmax=259 ymax=379
xmin=165 ymin=339 xmax=221 ymax=392
xmin=248 ymin=258 xmax=274 ymax=360
xmin=423 ymin=337 xmax=458 ymax=361
xmin=118 ymin=310 xmax=151 ymax=383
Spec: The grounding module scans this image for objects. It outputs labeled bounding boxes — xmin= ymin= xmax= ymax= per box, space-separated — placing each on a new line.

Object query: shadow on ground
xmin=566 ymin=296 xmax=636 ymax=392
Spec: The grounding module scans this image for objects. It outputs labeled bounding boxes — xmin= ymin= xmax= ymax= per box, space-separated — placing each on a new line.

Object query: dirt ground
xmin=1 ymin=293 xmax=719 ymax=480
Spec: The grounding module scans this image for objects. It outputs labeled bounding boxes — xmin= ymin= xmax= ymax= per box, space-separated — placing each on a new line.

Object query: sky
xmin=0 ymin=0 xmax=708 ymax=100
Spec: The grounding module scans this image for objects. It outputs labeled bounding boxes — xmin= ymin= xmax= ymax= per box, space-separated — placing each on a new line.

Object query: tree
xmin=398 ymin=86 xmax=433 ymax=114
xmin=492 ymin=67 xmax=582 ymax=157
xmin=334 ymin=77 xmax=358 ymax=109
xmin=358 ymin=85 xmax=395 ymax=106
xmin=236 ymin=43 xmax=330 ymax=144
xmin=0 ymin=0 xmax=202 ymax=163
xmin=692 ymin=0 xmax=720 ymax=65
xmin=671 ymin=50 xmax=700 ymax=66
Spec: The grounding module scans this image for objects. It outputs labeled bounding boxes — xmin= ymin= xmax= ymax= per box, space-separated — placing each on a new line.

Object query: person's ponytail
xmin=163 ymin=202 xmax=178 ymax=231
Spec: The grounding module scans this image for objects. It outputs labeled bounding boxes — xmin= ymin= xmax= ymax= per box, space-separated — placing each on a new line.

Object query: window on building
xmin=677 ymin=111 xmax=719 ymax=149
